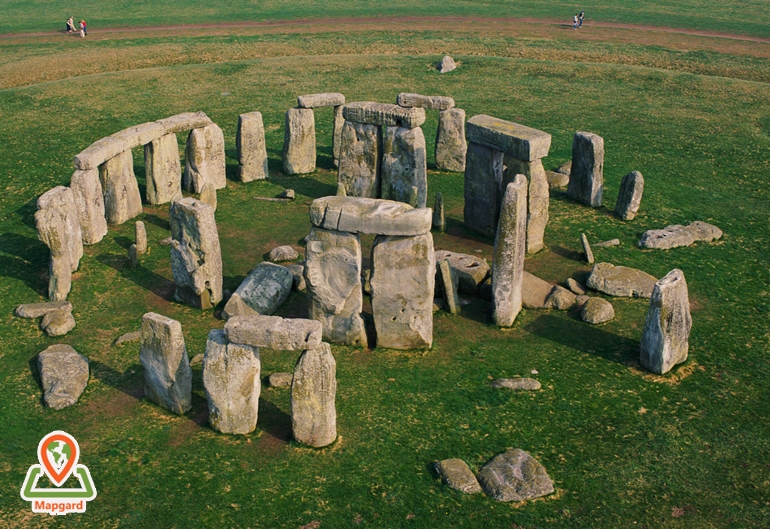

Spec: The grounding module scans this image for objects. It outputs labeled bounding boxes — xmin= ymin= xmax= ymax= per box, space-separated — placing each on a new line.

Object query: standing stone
xmin=437 ymin=259 xmax=460 ymax=315
xmin=381 ymin=126 xmax=427 ymax=208
xmin=222 ymin=262 xmax=293 ymax=319
xmin=184 ymin=124 xmax=226 ymax=193
xmin=47 ymin=252 xmax=71 ymax=302
xmin=291 ymin=342 xmax=337 ymax=447
xmin=492 ymin=175 xmax=528 ymax=327
xmin=464 ymin=143 xmax=504 ymax=238
xmin=435 ymin=108 xmax=467 ymax=172
xmin=35 ymin=186 xmax=84 ymax=273
xmin=581 ymin=233 xmax=594 ymax=264
xmin=37 ymin=344 xmax=89 ymax=410
xmin=438 ymin=55 xmax=457 ymax=73
xmin=135 ymin=221 xmax=147 ymax=254
xmin=144 ymin=133 xmax=182 ymax=205
xmin=504 ymin=157 xmax=549 ymax=254
xmin=640 ymin=269 xmax=692 ymax=375
xmin=203 ymin=330 xmax=261 ymax=435
xmin=305 ymin=227 xmax=367 ymax=346
xmin=199 ymin=182 xmax=217 ymax=210
xmin=128 ymin=244 xmax=139 ymax=268
xmin=70 ymin=169 xmax=107 ymax=245
xmin=432 ymin=192 xmax=445 ymax=232
xmin=371 ymin=233 xmax=435 ymax=349
xmin=615 ymin=171 xmax=644 ymax=220
xmin=282 ymin=108 xmax=316 ymax=175
xmin=139 ymin=312 xmax=192 ymax=414
xmin=99 ymin=150 xmax=143 ymax=226
xmin=477 ymin=449 xmax=554 ymax=502
xmin=237 ymin=111 xmax=269 ymax=182
xmin=170 ymin=197 xmax=223 ymax=309
xmin=337 ymin=121 xmax=380 ymax=197
xmin=332 ymin=105 xmax=345 ymax=168
xmin=567 ymin=131 xmax=604 ymax=207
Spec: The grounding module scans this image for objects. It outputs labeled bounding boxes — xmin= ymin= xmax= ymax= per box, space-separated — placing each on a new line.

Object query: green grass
xmin=0 ymin=39 xmax=769 ymax=529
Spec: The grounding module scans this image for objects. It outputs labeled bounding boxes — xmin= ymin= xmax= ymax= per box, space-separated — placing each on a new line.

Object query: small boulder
xmin=546 ymin=171 xmax=569 ymax=189
xmin=556 ymin=161 xmax=571 ymax=175
xmin=491 ymin=378 xmax=541 ymax=391
xmin=477 ymin=449 xmax=554 ymax=502
xmin=566 ymin=278 xmax=586 ymax=295
xmin=580 ymin=297 xmax=615 ymax=324
xmin=37 ymin=344 xmax=89 ymax=409
xmin=434 ymin=250 xmax=490 ymax=294
xmin=522 ymin=271 xmax=554 ymax=309
xmin=268 ymin=372 xmax=293 ymax=388
xmin=438 ymin=55 xmax=457 ymax=73
xmin=114 ymin=330 xmax=141 ymax=346
xmin=16 ymin=301 xmax=72 ymax=319
xmin=575 ymin=295 xmax=590 ymax=308
xmin=40 ymin=310 xmax=76 ymax=337
xmin=278 ymin=189 xmax=295 ymax=200
xmin=587 ymin=262 xmax=657 ymax=298
xmin=159 ymin=236 xmax=173 ymax=246
xmin=268 ymin=245 xmax=299 ymax=262
xmin=545 ymin=286 xmax=576 ymax=310
xmin=435 ymin=459 xmax=482 ymax=494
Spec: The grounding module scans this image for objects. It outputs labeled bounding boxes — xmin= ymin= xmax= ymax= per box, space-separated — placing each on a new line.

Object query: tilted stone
xmin=615 ymin=170 xmax=644 ymax=221
xmin=464 ymin=142 xmax=504 ymax=238
xmin=35 ymin=186 xmax=83 ymax=272
xmin=437 ymin=259 xmax=460 ymax=315
xmin=225 ymin=315 xmax=323 ymax=351
xmin=282 ymin=108 xmax=316 ymax=175
xmin=297 ymin=93 xmax=345 ymax=108
xmin=170 ymin=198 xmax=223 ymax=309
xmin=396 ymin=93 xmax=455 ymax=110
xmin=291 ymin=342 xmax=337 ymax=447
xmin=435 ymin=108 xmax=467 ymax=172
xmin=381 ymin=126 xmax=428 ymax=208
xmin=580 ymin=297 xmax=615 ymax=324
xmin=371 ymin=233 xmax=435 ymax=349
xmin=310 ymin=196 xmax=432 ymax=236
xmin=466 ymin=115 xmax=552 ymax=162
xmin=135 ymin=221 xmax=147 ymax=254
xmin=434 ymin=250 xmax=490 ymax=295
xmin=16 ymin=301 xmax=72 ymax=319
xmin=144 ymin=133 xmax=182 ymax=205
xmin=70 ymin=169 xmax=107 ymax=245
xmin=37 ymin=344 xmax=89 ymax=410
xmin=586 ymin=262 xmax=657 ymax=298
xmin=305 ymin=227 xmax=367 ymax=346
xmin=640 ymin=269 xmax=692 ymax=375
xmin=492 ymin=175 xmax=527 ymax=327
xmin=435 ymin=459 xmax=482 ymax=494
xmin=477 ymin=449 xmax=554 ymax=502
xmin=342 ymin=101 xmax=426 ymax=129
xmin=184 ymin=123 xmax=226 ymax=193
xmin=566 ymin=278 xmax=586 ymax=295
xmin=504 ymin=158 xmax=549 ymax=253
xmin=41 ymin=309 xmax=76 ymax=336
xmin=332 ymin=105 xmax=344 ymax=168
xmin=99 ymin=150 xmax=143 ymax=226
xmin=222 ymin=262 xmax=292 ymax=319
xmin=638 ymin=221 xmax=722 ymax=250
xmin=139 ymin=312 xmax=192 ymax=414
xmin=432 ymin=192 xmax=446 ymax=232
xmin=581 ymin=233 xmax=594 ymax=264
xmin=156 ymin=112 xmax=213 ymax=135
xmin=337 ymin=121 xmax=380 ymax=198
xmin=203 ymin=330 xmax=261 ymax=435
xmin=237 ymin=111 xmax=269 ymax=182
xmin=567 ymin=131 xmax=604 ymax=207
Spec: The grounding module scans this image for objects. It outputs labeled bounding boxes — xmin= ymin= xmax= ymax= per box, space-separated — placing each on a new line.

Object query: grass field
xmin=0 ymin=2 xmax=769 ymax=528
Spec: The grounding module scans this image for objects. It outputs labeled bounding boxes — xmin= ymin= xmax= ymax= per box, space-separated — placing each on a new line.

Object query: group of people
xmin=573 ymin=11 xmax=585 ymax=30
xmin=65 ymin=16 xmax=87 ymax=37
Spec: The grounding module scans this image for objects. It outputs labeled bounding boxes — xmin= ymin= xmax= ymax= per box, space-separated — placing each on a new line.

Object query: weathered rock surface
xmin=464 ymin=142 xmax=504 ymax=237
xmin=305 ymin=227 xmax=367 ymax=346
xmin=298 ymin=93 xmax=345 ymax=108
xmin=337 ymin=121 xmax=380 ymax=198
xmin=435 ymin=459 xmax=482 ymax=494
xmin=434 ymin=250 xmax=490 ymax=295
xmin=575 ymin=295 xmax=590 ymax=308
xmin=70 ymin=169 xmax=107 ymax=244
xmin=223 ymin=262 xmax=293 ymax=319
xmin=615 ymin=170 xmax=644 ymax=220
xmin=114 ymin=330 xmax=141 ymax=346
xmin=189 ymin=353 xmax=204 ymax=367
xmin=291 ymin=342 xmax=337 ymax=447
xmin=567 ymin=131 xmax=604 ymax=207
xmin=491 ymin=378 xmax=541 ymax=391
xmin=566 ymin=278 xmax=586 ymax=295
xmin=432 ymin=192 xmax=446 ymax=232
xmin=332 ymin=104 xmax=345 ymax=167
xmin=225 ymin=315 xmax=323 ymax=350
xmin=638 ymin=221 xmax=722 ymax=250
xmin=282 ymin=108 xmax=316 ymax=175
xmin=466 ymin=115 xmax=552 ymax=161
xmin=268 ymin=245 xmax=299 ymax=262
xmin=492 ymin=175 xmax=527 ymax=326
xmin=580 ymin=297 xmax=615 ymax=324
xmin=435 ymin=108 xmax=467 ymax=172
xmin=139 ymin=312 xmax=192 ymax=414
xmin=310 ymin=196 xmax=432 ymax=236
xmin=46 ymin=254 xmax=71 ymax=302
xmin=268 ymin=372 xmax=293 ymax=388
xmin=135 ymin=221 xmax=147 ymax=254
xmin=198 ymin=182 xmax=217 ymax=210
xmin=237 ymin=111 xmax=269 ymax=182
xmin=593 ymin=238 xmax=621 ymax=248
xmin=397 ymin=93 xmax=455 ymax=110
xmin=587 ymin=262 xmax=657 ymax=298
xmin=438 ymin=55 xmax=457 ymax=73
xmin=477 ymin=449 xmax=554 ymax=502
xmin=156 ymin=112 xmax=213 ymax=135
xmin=581 ymin=233 xmax=594 ymax=264
xmin=203 ymin=330 xmax=261 ymax=435
xmin=184 ymin=123 xmax=226 ymax=193
xmin=381 ymin=126 xmax=428 ymax=208
xmin=556 ymin=161 xmax=571 ymax=175
xmin=521 ymin=271 xmax=561 ymax=309
xmin=170 ymin=198 xmax=223 ymax=309
xmin=41 ymin=309 xmax=76 ymax=336
xmin=640 ymin=269 xmax=692 ymax=375
xmin=284 ymin=263 xmax=306 ymax=291
xmin=99 ymin=150 xmax=143 ymax=226
xmin=546 ymin=170 xmax=569 ymax=189
xmin=545 ymin=285 xmax=577 ymax=310
xmin=371 ymin=233 xmax=435 ymax=349
xmin=16 ymin=301 xmax=72 ymax=319
xmin=36 ymin=186 xmax=84 ymax=272
xmin=37 ymin=344 xmax=89 ymax=409
xmin=504 ymin=158 xmax=549 ymax=253
xmin=343 ymin=101 xmax=425 ymax=129
xmin=437 ymin=259 xmax=461 ymax=315
xmin=144 ymin=133 xmax=182 ymax=205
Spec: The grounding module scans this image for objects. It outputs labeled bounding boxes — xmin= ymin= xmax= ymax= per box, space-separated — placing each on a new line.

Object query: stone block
xmin=640 ymin=269 xmax=692 ymax=374
xmin=291 ymin=342 xmax=337 ymax=447
xmin=337 ymin=121 xmax=380 ymax=198
xmin=139 ymin=312 xmax=192 ymax=414
xmin=297 ymin=93 xmax=345 ymax=108
xmin=144 ymin=133 xmax=182 ymax=205
xmin=225 ymin=314 xmax=323 ymax=351
xmin=282 ymin=108 xmax=316 ymax=175
xmin=567 ymin=131 xmax=604 ymax=207
xmin=99 ymin=150 xmax=143 ymax=226
xmin=381 ymin=126 xmax=427 ymax=208
xmin=237 ymin=112 xmax=269 ymax=182
xmin=70 ymin=169 xmax=107 ymax=245
xmin=184 ymin=123 xmax=226 ymax=193
xmin=396 ymin=93 xmax=455 ymax=110
xmin=466 ymin=115 xmax=551 ymax=161
xmin=464 ymin=142 xmax=504 ymax=238
xmin=492 ymin=175 xmax=527 ymax=326
xmin=435 ymin=108 xmax=467 ymax=172
xmin=343 ymin=101 xmax=425 ymax=129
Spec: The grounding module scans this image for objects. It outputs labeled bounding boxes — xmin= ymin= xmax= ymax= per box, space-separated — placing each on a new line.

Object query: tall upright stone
xmin=70 ymin=169 xmax=107 ymax=245
xmin=432 ymin=192 xmax=446 ymax=232
xmin=370 ymin=232 xmax=435 ymax=349
xmin=144 ymin=132 xmax=182 ymax=205
xmin=291 ymin=342 xmax=337 ymax=448
xmin=615 ymin=170 xmax=644 ymax=220
xmin=504 ymin=157 xmax=548 ymax=254
xmin=337 ymin=121 xmax=380 ymax=197
xmin=381 ymin=126 xmax=427 ymax=208
xmin=464 ymin=143 xmax=503 ymax=238
xmin=282 ymin=108 xmax=316 ymax=175
xmin=139 ymin=312 xmax=192 ymax=414
xmin=99 ymin=150 xmax=143 ymax=226
xmin=435 ymin=108 xmax=467 ymax=172
xmin=332 ymin=105 xmax=345 ymax=168
xmin=184 ymin=124 xmax=226 ymax=193
xmin=237 ymin=111 xmax=269 ymax=182
xmin=492 ymin=175 xmax=528 ymax=327
xmin=640 ymin=269 xmax=692 ymax=375
xmin=203 ymin=330 xmax=261 ymax=435
xmin=567 ymin=131 xmax=604 ymax=207
xmin=304 ymin=227 xmax=367 ymax=347
xmin=135 ymin=221 xmax=147 ymax=254
xmin=169 ymin=197 xmax=223 ymax=309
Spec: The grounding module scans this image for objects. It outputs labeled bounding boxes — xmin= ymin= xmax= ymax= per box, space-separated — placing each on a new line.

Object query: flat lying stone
xmin=16 ymin=301 xmax=72 ymax=319
xmin=638 ymin=221 xmax=722 ymax=250
xmin=522 ymin=271 xmax=554 ymax=309
xmin=556 ymin=161 xmax=571 ymax=175
xmin=297 ymin=93 xmax=345 ymax=108
xmin=435 ymin=459 xmax=482 ymax=494
xmin=343 ymin=102 xmax=426 ymax=129
xmin=268 ymin=372 xmax=293 ymax=388
xmin=587 ymin=262 xmax=657 ymax=298
xmin=593 ymin=238 xmax=621 ymax=248
xmin=465 ymin=115 xmax=551 ymax=161
xmin=268 ymin=245 xmax=299 ymax=262
xmin=225 ymin=315 xmax=323 ymax=351
xmin=580 ymin=297 xmax=615 ymax=324
xmin=566 ymin=278 xmax=586 ymax=295
xmin=477 ymin=449 xmax=554 ymax=502
xmin=223 ymin=262 xmax=293 ymax=319
xmin=491 ymin=378 xmax=541 ymax=391
xmin=37 ymin=344 xmax=89 ymax=409
xmin=189 ymin=353 xmax=204 ymax=367
xmin=310 ymin=196 xmax=431 ymax=236
xmin=397 ymin=93 xmax=455 ymax=110
xmin=114 ymin=330 xmax=141 ymax=346
xmin=41 ymin=310 xmax=76 ymax=336
xmin=434 ymin=250 xmax=490 ymax=295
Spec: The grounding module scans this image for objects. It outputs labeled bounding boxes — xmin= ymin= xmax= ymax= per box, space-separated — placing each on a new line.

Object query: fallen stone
xmin=638 ymin=221 xmax=722 ymax=250
xmin=278 ymin=189 xmax=295 ymax=200
xmin=580 ymin=297 xmax=615 ymax=324
xmin=237 ymin=111 xmax=269 ymax=182
xmin=492 ymin=175 xmax=527 ymax=326
xmin=160 ymin=236 xmax=173 ymax=245
xmin=435 ymin=459 xmax=482 ymax=494
xmin=225 ymin=315 xmax=323 ymax=351
xmin=566 ymin=278 xmax=586 ymax=295
xmin=545 ymin=285 xmax=577 ymax=310
xmin=268 ymin=245 xmax=299 ymax=262
xmin=575 ymin=295 xmax=590 ymax=308
xmin=464 ymin=142 xmax=504 ymax=237
xmin=434 ymin=250 xmax=490 ymax=295
xmin=16 ymin=301 xmax=72 ymax=319
xmin=586 ymin=262 xmax=657 ymax=298
xmin=291 ymin=342 xmax=337 ymax=447
xmin=432 ymin=192 xmax=446 ymax=232
xmin=435 ymin=108 xmax=467 ymax=172
xmin=139 ymin=312 xmax=192 ymax=414
xmin=567 ymin=131 xmax=604 ymax=207
xmin=189 ymin=353 xmax=204 ymax=367
xmin=37 ymin=344 xmax=89 ymax=409
xmin=223 ymin=262 xmax=293 ymax=319
xmin=581 ymin=233 xmax=594 ymax=264
xmin=284 ymin=263 xmax=306 ymax=291
xmin=184 ymin=123 xmax=226 ymax=193
xmin=381 ymin=126 xmax=428 ymax=208
xmin=337 ymin=121 xmax=380 ymax=198
xmin=437 ymin=55 xmax=457 ymax=73
xmin=268 ymin=372 xmax=293 ymax=388
xmin=491 ymin=378 xmax=541 ymax=391
xmin=199 ymin=182 xmax=217 ymax=210
xmin=343 ymin=101 xmax=426 ymax=129
xmin=135 ymin=221 xmax=148 ymax=254
xmin=437 ymin=259 xmax=461 ymax=315
xmin=310 ymin=196 xmax=432 ymax=236
xmin=466 ymin=115 xmax=552 ymax=161
xmin=283 ymin=108 xmax=316 ymax=175
xmin=593 ymin=238 xmax=621 ymax=248
xmin=397 ymin=93 xmax=455 ymax=110
xmin=144 ymin=133 xmax=182 ymax=205
xmin=615 ymin=170 xmax=644 ymax=221
xmin=128 ymin=244 xmax=139 ymax=268
xmin=556 ymin=161 xmax=571 ymax=175
xmin=504 ymin=157 xmax=549 ymax=253
xmin=522 ymin=271 xmax=554 ymax=309
xmin=114 ymin=330 xmax=141 ymax=346
xmin=99 ymin=150 xmax=143 ymax=226
xmin=298 ymin=92 xmax=345 ymax=108
xmin=70 ymin=169 xmax=107 ymax=244
xmin=477 ymin=449 xmax=554 ymax=502
xmin=41 ymin=309 xmax=76 ymax=337
xmin=545 ymin=170 xmax=569 ymax=189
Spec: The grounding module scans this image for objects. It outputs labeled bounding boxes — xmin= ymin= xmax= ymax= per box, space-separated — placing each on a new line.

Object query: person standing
xmin=80 ymin=20 xmax=87 ymax=37
xmin=579 ymin=11 xmax=585 ymax=28
xmin=573 ymin=14 xmax=578 ymax=30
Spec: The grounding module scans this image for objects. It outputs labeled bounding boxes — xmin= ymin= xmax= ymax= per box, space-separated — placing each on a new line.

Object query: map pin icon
xmin=38 ymin=430 xmax=80 ymax=487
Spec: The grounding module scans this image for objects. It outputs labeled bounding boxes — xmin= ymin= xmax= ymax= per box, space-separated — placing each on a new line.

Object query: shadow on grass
xmin=256 ymin=397 xmax=292 ymax=449
xmin=143 ymin=213 xmax=170 ymax=230
xmin=551 ymin=244 xmax=584 ymax=261
xmin=268 ymin=174 xmax=337 ymax=199
xmin=96 ymin=252 xmax=175 ymax=300
xmin=89 ymin=360 xmax=144 ymax=401
xmin=0 ymin=232 xmax=49 ymax=296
